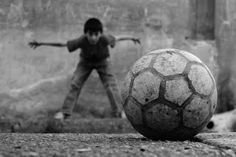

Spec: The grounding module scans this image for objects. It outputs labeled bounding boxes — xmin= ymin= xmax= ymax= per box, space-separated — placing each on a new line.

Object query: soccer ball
xmin=121 ymin=49 xmax=217 ymax=140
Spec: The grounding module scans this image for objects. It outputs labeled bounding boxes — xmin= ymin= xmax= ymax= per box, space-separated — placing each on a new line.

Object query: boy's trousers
xmin=61 ymin=58 xmax=122 ymax=116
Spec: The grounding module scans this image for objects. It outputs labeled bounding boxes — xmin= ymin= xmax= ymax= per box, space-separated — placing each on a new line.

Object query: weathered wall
xmin=0 ymin=0 xmax=218 ymax=115
xmin=0 ymin=0 xmax=192 ymax=89
xmin=0 ymin=0 xmax=190 ymax=32
xmin=215 ymin=0 xmax=236 ymax=112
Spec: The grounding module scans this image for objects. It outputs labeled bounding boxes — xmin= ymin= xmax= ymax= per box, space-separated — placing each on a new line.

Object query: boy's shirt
xmin=67 ymin=34 xmax=116 ymax=62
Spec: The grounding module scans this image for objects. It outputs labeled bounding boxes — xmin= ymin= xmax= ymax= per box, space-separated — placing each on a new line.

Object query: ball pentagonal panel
xmin=153 ymin=52 xmax=187 ymax=76
xmin=188 ymin=64 xmax=213 ymax=96
xmin=165 ymin=78 xmax=192 ymax=106
xmin=124 ymin=98 xmax=143 ymax=125
xmin=132 ymin=71 xmax=161 ymax=104
xmin=131 ymin=55 xmax=153 ymax=74
xmin=183 ymin=95 xmax=211 ymax=129
xmin=145 ymin=103 xmax=180 ymax=132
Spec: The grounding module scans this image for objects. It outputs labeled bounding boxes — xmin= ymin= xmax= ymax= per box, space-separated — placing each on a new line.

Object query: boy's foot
xmin=112 ymin=111 xmax=126 ymax=119
xmin=53 ymin=112 xmax=70 ymax=121
xmin=54 ymin=112 xmax=64 ymax=121
xmin=121 ymin=111 xmax=126 ymax=119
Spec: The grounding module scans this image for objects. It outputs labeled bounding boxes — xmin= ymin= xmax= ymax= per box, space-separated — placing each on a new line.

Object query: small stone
xmin=75 ymin=148 xmax=92 ymax=152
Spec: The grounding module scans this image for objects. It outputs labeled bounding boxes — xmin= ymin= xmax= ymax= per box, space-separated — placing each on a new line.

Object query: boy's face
xmin=85 ymin=31 xmax=101 ymax=45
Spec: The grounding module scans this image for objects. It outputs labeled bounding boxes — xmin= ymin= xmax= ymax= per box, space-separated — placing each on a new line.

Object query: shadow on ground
xmin=0 ymin=112 xmax=135 ymax=133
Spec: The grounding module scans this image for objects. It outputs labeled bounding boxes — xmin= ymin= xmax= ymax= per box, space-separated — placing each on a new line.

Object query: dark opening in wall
xmin=189 ymin=0 xmax=215 ymax=40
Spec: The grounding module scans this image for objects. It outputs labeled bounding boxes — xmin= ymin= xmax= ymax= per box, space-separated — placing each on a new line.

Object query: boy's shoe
xmin=54 ymin=112 xmax=70 ymax=121
xmin=112 ymin=111 xmax=126 ymax=119
xmin=53 ymin=112 xmax=64 ymax=122
xmin=121 ymin=111 xmax=126 ymax=119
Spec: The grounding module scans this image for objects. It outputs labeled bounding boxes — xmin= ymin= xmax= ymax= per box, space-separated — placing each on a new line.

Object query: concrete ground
xmin=0 ymin=133 xmax=236 ymax=157
xmin=1 ymin=117 xmax=236 ymax=157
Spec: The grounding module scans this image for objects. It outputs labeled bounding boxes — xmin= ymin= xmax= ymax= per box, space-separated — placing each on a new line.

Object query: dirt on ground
xmin=0 ymin=133 xmax=235 ymax=157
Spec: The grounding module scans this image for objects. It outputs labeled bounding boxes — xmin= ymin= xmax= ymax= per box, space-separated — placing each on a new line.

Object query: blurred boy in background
xmin=29 ymin=18 xmax=140 ymax=121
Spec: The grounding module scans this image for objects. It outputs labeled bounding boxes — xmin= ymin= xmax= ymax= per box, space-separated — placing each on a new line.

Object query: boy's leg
xmin=96 ymin=60 xmax=122 ymax=117
xmin=60 ymin=61 xmax=92 ymax=118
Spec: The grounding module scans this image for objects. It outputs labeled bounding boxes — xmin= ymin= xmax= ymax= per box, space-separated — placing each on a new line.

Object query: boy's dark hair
xmin=84 ymin=18 xmax=103 ymax=33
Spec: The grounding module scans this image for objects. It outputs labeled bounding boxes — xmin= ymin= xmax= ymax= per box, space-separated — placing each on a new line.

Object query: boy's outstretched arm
xmin=29 ymin=40 xmax=67 ymax=49
xmin=116 ymin=36 xmax=141 ymax=45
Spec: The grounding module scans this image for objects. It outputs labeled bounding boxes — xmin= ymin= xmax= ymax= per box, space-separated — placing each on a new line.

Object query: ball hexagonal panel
xmin=188 ymin=64 xmax=213 ymax=96
xmin=183 ymin=95 xmax=211 ymax=129
xmin=153 ymin=52 xmax=188 ymax=76
xmin=131 ymin=55 xmax=153 ymax=74
xmin=124 ymin=98 xmax=143 ymax=125
xmin=132 ymin=71 xmax=161 ymax=104
xmin=121 ymin=72 xmax=133 ymax=105
xmin=165 ymin=78 xmax=192 ymax=106
xmin=145 ymin=103 xmax=180 ymax=132
xmin=179 ymin=50 xmax=202 ymax=63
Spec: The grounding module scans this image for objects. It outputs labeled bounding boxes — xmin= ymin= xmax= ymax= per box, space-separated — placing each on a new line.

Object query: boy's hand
xmin=28 ymin=40 xmax=41 ymax=49
xmin=132 ymin=38 xmax=141 ymax=45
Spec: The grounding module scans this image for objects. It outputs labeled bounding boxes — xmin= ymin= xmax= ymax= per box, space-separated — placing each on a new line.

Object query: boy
xmin=29 ymin=18 xmax=140 ymax=121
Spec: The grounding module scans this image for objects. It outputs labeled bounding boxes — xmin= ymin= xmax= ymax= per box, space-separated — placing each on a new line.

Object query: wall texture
xmin=0 ymin=0 xmax=192 ymax=89
xmin=0 ymin=0 xmax=219 ymax=115
xmin=215 ymin=0 xmax=236 ymax=112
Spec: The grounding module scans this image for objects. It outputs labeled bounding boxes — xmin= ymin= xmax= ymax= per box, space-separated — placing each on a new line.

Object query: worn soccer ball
xmin=121 ymin=49 xmax=217 ymax=140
